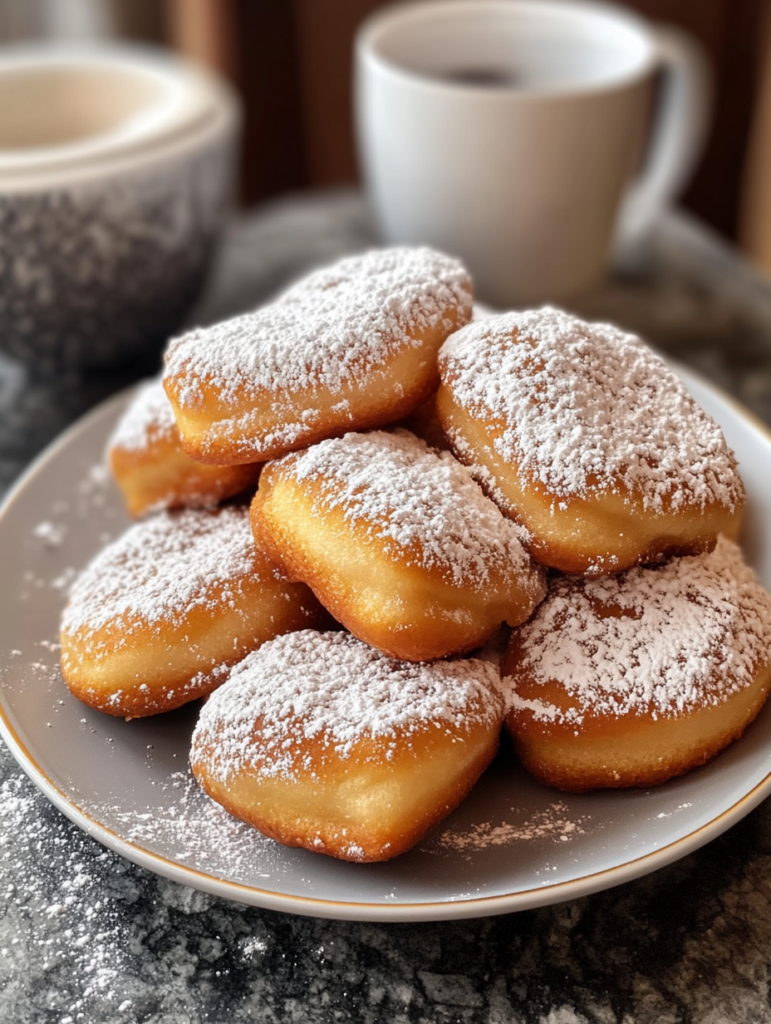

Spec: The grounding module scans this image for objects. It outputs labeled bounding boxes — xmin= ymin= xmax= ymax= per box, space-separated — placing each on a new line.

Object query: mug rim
xmin=357 ymin=0 xmax=660 ymax=100
xmin=0 ymin=43 xmax=239 ymax=182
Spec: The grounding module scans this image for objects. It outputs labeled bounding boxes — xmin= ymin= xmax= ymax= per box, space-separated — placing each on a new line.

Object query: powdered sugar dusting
xmin=0 ymin=773 xmax=136 ymax=1017
xmin=440 ymin=308 xmax=743 ymax=512
xmin=283 ymin=429 xmax=541 ymax=590
xmin=107 ymin=377 xmax=176 ymax=454
xmin=421 ymin=802 xmax=591 ymax=857
xmin=33 ymin=519 xmax=66 ymax=548
xmin=502 ymin=536 xmax=771 ymax=723
xmin=165 ymin=247 xmax=472 ymax=411
xmin=192 ymin=630 xmax=503 ymax=782
xmin=87 ymin=770 xmax=278 ymax=871
xmin=61 ymin=506 xmax=258 ymax=640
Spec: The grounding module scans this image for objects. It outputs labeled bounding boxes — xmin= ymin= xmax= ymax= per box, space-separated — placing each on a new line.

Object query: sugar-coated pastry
xmin=501 ymin=537 xmax=771 ymax=791
xmin=108 ymin=379 xmax=260 ymax=518
xmin=437 ymin=308 xmax=745 ymax=575
xmin=190 ymin=630 xmax=504 ymax=862
xmin=163 ymin=248 xmax=472 ymax=465
xmin=251 ymin=430 xmax=546 ymax=661
xmin=60 ymin=506 xmax=324 ymax=718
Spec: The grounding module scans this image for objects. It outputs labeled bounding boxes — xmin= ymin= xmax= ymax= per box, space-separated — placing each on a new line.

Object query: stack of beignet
xmin=59 ymin=248 xmax=771 ymax=862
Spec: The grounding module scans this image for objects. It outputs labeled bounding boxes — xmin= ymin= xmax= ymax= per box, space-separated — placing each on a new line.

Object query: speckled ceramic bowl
xmin=0 ymin=46 xmax=240 ymax=373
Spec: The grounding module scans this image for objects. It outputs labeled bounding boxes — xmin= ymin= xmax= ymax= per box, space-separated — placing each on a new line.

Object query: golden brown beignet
xmin=108 ymin=379 xmax=260 ymax=518
xmin=251 ymin=430 xmax=546 ymax=662
xmin=190 ymin=630 xmax=504 ymax=862
xmin=501 ymin=536 xmax=771 ymax=791
xmin=437 ymin=308 xmax=745 ymax=575
xmin=60 ymin=506 xmax=324 ymax=718
xmin=164 ymin=247 xmax=472 ymax=466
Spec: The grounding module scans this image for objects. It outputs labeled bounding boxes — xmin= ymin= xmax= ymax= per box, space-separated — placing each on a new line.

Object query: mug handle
xmin=615 ymin=26 xmax=712 ymax=249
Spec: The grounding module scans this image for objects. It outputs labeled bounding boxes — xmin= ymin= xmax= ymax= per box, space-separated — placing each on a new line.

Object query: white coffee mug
xmin=355 ymin=0 xmax=709 ymax=307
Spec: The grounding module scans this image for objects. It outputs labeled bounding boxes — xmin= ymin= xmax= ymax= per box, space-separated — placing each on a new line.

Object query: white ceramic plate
xmin=1 ymin=366 xmax=771 ymax=922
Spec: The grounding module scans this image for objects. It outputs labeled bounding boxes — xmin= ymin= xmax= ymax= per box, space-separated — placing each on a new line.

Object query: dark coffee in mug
xmin=440 ymin=67 xmax=523 ymax=88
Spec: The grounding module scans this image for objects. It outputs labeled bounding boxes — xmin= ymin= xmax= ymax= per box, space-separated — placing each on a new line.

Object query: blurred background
xmin=1 ymin=0 xmax=771 ymax=275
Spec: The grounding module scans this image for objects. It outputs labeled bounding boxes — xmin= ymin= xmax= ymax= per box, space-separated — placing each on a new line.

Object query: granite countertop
xmin=3 ymin=191 xmax=771 ymax=1023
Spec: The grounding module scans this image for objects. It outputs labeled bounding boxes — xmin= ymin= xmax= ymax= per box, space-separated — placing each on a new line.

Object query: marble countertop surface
xmin=4 ymin=191 xmax=771 ymax=1023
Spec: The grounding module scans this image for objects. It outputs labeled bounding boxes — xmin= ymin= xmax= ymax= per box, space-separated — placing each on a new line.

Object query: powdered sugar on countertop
xmin=164 ymin=247 xmax=472 ymax=408
xmin=502 ymin=536 xmax=771 ymax=723
xmin=192 ymin=630 xmax=503 ymax=782
xmin=439 ymin=308 xmax=743 ymax=512
xmin=107 ymin=377 xmax=176 ymax=454
xmin=0 ymin=772 xmax=135 ymax=1017
xmin=279 ymin=429 xmax=542 ymax=591
xmin=61 ymin=506 xmax=257 ymax=639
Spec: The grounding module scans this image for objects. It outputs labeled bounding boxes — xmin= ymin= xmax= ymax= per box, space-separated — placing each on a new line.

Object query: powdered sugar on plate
xmin=85 ymin=770 xmax=279 ymax=874
xmin=32 ymin=520 xmax=66 ymax=548
xmin=439 ymin=308 xmax=743 ymax=512
xmin=421 ymin=801 xmax=592 ymax=858
xmin=502 ymin=536 xmax=771 ymax=724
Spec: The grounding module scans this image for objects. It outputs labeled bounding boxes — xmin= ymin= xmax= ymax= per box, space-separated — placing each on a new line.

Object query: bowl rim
xmin=0 ymin=43 xmax=240 ymax=190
